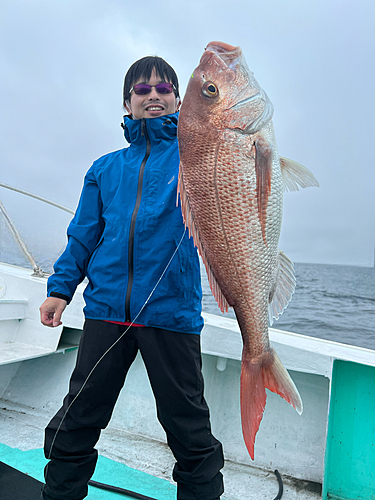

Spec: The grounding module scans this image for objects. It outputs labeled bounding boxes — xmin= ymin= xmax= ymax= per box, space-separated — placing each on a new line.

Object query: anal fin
xmin=268 ymin=250 xmax=296 ymax=326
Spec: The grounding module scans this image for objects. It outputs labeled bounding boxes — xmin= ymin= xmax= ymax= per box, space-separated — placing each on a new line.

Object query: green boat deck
xmin=0 ymin=434 xmax=320 ymax=500
xmin=0 ymin=443 xmax=177 ymax=499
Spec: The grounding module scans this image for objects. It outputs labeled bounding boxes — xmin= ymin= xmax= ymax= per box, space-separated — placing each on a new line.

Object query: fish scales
xmin=178 ymin=41 xmax=319 ymax=460
xmin=182 ymin=127 xmax=280 ymax=351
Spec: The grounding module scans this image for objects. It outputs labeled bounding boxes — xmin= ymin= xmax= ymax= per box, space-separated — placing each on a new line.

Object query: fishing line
xmin=47 ymin=228 xmax=187 ymax=460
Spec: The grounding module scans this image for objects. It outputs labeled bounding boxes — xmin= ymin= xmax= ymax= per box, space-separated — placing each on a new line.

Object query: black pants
xmin=42 ymin=320 xmax=224 ymax=500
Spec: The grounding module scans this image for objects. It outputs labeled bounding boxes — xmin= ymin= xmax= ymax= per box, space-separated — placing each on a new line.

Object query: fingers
xmin=52 ymin=310 xmax=63 ymax=327
xmin=39 ymin=297 xmax=67 ymax=327
xmin=40 ymin=309 xmax=54 ymax=327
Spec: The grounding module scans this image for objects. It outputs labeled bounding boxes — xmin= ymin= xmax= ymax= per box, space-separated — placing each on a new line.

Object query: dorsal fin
xmin=177 ymin=165 xmax=230 ymax=313
xmin=268 ymin=250 xmax=296 ymax=325
xmin=280 ymin=156 xmax=319 ymax=192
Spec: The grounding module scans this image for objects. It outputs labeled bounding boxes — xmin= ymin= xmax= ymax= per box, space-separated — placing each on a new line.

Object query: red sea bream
xmin=177 ymin=41 xmax=319 ymax=459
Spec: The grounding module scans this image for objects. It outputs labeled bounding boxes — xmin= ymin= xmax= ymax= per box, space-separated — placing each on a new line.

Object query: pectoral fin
xmin=254 ymin=137 xmax=273 ymax=246
xmin=280 ymin=156 xmax=319 ymax=192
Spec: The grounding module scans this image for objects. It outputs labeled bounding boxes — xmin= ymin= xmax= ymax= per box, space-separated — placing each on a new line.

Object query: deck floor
xmin=0 ymin=401 xmax=321 ymax=500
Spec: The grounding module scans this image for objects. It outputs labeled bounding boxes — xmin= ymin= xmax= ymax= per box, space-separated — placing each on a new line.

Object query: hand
xmin=39 ymin=297 xmax=67 ymax=327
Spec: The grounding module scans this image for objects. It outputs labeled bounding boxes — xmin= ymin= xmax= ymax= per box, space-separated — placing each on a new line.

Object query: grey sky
xmin=1 ymin=0 xmax=374 ymax=267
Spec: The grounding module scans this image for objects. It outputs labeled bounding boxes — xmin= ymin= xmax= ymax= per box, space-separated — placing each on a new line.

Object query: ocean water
xmin=201 ymin=262 xmax=375 ymax=351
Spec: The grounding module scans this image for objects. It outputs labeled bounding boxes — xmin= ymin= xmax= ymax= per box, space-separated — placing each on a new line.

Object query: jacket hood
xmin=123 ymin=112 xmax=179 ymax=146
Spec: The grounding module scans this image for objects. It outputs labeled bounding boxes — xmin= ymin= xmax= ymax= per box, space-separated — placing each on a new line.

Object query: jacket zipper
xmin=125 ymin=119 xmax=151 ymax=322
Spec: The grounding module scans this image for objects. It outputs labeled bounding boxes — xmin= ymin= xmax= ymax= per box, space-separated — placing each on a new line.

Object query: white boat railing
xmin=0 ymin=183 xmax=74 ymax=215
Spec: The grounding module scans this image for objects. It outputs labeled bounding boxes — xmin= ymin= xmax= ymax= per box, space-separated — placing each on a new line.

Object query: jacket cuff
xmin=49 ymin=292 xmax=71 ymax=304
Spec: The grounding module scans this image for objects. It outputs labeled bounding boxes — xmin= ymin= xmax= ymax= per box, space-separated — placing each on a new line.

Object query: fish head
xmin=182 ymin=41 xmax=274 ymax=135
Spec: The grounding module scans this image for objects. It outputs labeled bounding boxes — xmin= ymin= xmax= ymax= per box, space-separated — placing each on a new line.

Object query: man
xmin=39 ymin=55 xmax=224 ymax=500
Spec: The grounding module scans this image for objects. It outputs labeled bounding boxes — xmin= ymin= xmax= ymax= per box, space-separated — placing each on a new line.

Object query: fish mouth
xmin=205 ymin=41 xmax=237 ymax=54
xmin=204 ymin=41 xmax=243 ymax=71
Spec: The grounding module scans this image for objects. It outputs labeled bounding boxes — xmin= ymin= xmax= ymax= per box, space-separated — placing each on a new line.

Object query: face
xmin=125 ymin=68 xmax=181 ymax=120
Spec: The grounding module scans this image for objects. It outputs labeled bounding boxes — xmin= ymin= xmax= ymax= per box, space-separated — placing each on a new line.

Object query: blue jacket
xmin=47 ymin=113 xmax=204 ymax=334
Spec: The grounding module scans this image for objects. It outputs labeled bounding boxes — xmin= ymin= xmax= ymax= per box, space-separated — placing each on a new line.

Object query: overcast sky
xmin=1 ymin=0 xmax=374 ymax=267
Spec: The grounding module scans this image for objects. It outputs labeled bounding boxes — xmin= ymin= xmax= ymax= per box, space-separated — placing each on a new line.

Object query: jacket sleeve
xmin=47 ymin=166 xmax=104 ymax=303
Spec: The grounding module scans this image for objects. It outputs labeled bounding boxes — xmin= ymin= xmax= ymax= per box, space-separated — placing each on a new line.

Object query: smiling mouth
xmin=145 ymin=105 xmax=164 ymax=111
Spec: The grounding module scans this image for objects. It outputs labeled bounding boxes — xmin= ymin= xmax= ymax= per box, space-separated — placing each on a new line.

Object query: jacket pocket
xmin=175 ymin=236 xmax=195 ymax=301
xmin=86 ymin=234 xmax=105 ymax=277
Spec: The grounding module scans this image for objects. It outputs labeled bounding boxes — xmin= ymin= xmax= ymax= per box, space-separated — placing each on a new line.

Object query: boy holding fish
xmin=39 ymin=56 xmax=224 ymax=500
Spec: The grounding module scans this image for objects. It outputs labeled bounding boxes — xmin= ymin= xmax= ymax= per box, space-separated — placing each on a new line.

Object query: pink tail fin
xmin=240 ymin=348 xmax=303 ymax=460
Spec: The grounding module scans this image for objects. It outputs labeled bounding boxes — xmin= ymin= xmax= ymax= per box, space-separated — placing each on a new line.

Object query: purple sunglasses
xmin=129 ymin=82 xmax=176 ymax=96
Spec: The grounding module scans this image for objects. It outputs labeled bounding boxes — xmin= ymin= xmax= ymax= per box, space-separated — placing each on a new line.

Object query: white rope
xmin=47 ymin=228 xmax=187 ymax=459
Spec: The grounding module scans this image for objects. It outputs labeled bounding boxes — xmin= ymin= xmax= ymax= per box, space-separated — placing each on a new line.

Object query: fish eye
xmin=202 ymin=81 xmax=219 ymax=98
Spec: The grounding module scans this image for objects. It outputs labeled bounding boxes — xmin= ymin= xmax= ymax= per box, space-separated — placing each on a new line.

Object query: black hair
xmin=123 ymin=56 xmax=180 ymax=105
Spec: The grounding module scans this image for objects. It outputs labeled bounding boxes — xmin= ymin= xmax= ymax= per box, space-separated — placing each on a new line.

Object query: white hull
xmin=1 ymin=261 xmax=374 ymax=499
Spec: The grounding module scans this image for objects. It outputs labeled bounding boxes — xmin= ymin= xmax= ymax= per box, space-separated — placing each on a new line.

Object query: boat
xmin=1 ymin=183 xmax=374 ymax=499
